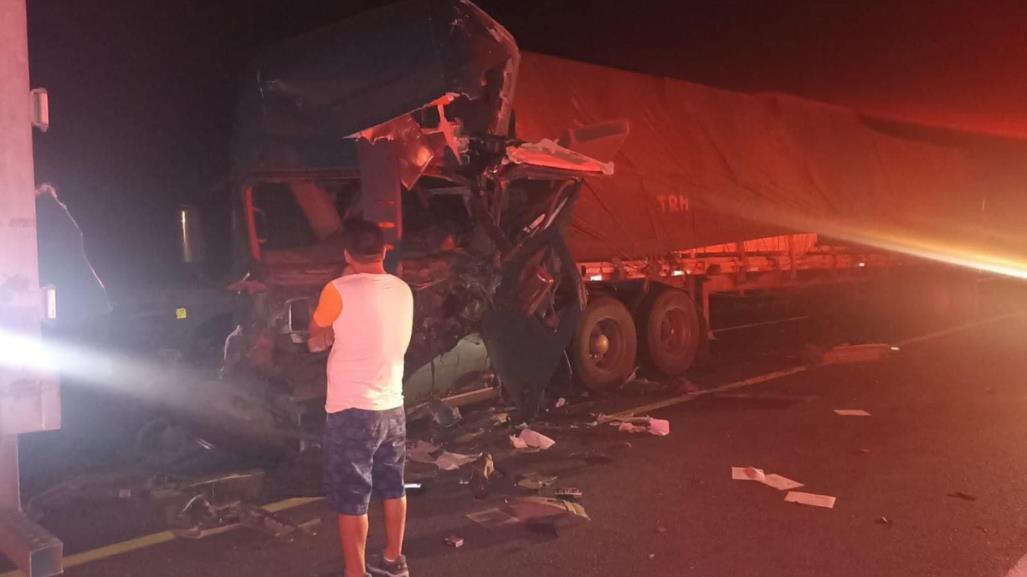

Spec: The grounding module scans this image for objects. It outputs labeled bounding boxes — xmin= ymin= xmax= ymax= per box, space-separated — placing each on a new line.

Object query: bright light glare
xmin=589 ymin=274 xmax=603 ymax=281
xmin=0 ymin=330 xmax=55 ymax=371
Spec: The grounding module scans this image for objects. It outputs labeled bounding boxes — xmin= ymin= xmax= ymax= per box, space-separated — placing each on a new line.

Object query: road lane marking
xmin=615 ymin=310 xmax=1025 ymax=419
xmin=895 ymin=311 xmax=1024 ymax=347
xmin=0 ymin=497 xmax=323 ymax=577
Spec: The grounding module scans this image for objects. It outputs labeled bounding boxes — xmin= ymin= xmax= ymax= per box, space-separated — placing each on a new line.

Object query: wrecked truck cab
xmin=207 ymin=0 xmax=615 ymax=449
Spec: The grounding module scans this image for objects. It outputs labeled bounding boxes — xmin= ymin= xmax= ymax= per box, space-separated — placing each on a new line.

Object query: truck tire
xmin=571 ymin=297 xmax=637 ymax=391
xmin=639 ymin=288 xmax=700 ymax=376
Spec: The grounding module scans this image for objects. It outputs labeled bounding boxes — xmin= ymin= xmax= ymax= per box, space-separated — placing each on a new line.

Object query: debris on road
xmin=947 ymin=491 xmax=977 ymax=501
xmin=554 ymin=397 xmax=567 ymax=409
xmin=554 ymin=487 xmax=582 ymax=500
xmin=731 ymin=467 xmax=766 ymax=482
xmin=512 ymin=428 xmax=556 ymax=450
xmin=435 ymin=451 xmax=482 ymax=471
xmin=732 ymin=467 xmax=803 ymax=490
xmin=430 ymin=398 xmax=463 ymax=428
xmin=403 ymin=482 xmax=426 ymax=496
xmin=648 ymin=418 xmax=671 ymax=436
xmin=784 ymin=491 xmax=837 ymax=509
xmin=505 ymin=496 xmax=591 ymax=528
xmin=407 ymin=440 xmax=442 ymax=464
xmin=407 ymin=439 xmax=481 ymax=471
xmin=466 ymin=507 xmax=519 ymax=530
xmin=469 ymin=453 xmax=495 ymax=499
xmin=834 ymin=409 xmax=872 ymax=416
xmin=760 ymin=474 xmax=804 ymax=491
xmin=444 ymin=535 xmax=465 ymax=548
xmin=851 ymin=448 xmax=872 ymax=456
xmin=648 ymin=553 xmax=657 ymax=560
xmin=876 ymin=516 xmax=892 ymax=527
xmin=602 ymin=414 xmax=671 ymax=436
xmin=618 ymin=422 xmax=648 ymax=434
xmin=516 ymin=472 xmax=558 ymax=491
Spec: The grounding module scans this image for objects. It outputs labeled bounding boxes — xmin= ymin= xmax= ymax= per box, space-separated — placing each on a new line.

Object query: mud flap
xmin=481 ymin=301 xmax=581 ymax=419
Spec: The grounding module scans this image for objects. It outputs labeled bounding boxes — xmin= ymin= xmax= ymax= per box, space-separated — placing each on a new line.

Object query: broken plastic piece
xmin=731 ymin=467 xmax=766 ymax=482
xmin=834 ymin=409 xmax=872 ymax=416
xmin=516 ymin=428 xmax=556 ymax=450
xmin=509 ymin=434 xmax=529 ymax=450
xmin=784 ymin=491 xmax=836 ymax=509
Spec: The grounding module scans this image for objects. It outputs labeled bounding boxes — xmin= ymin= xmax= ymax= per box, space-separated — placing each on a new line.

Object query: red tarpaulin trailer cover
xmin=514 ymin=53 xmax=1027 ymax=277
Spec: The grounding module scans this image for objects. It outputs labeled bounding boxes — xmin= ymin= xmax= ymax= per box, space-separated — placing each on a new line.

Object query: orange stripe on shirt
xmin=312 ymin=282 xmax=342 ymax=327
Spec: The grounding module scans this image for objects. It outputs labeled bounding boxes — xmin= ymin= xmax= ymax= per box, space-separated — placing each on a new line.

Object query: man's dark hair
xmin=341 ymin=218 xmax=385 ymax=262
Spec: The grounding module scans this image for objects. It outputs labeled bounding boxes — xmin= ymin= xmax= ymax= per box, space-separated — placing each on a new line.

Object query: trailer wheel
xmin=640 ymin=288 xmax=701 ymax=376
xmin=571 ymin=297 xmax=637 ymax=391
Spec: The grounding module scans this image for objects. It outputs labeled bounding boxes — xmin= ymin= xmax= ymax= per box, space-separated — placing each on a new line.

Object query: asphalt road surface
xmin=12 ymin=310 xmax=1027 ymax=577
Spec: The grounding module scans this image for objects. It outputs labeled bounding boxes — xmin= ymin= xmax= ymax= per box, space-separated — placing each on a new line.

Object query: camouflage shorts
xmin=322 ymin=406 xmax=406 ymax=515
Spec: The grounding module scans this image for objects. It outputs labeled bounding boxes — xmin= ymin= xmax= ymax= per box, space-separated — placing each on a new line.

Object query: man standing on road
xmin=309 ymin=218 xmax=414 ymax=577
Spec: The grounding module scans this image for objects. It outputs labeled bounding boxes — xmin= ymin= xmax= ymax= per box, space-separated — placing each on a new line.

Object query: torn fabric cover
xmin=514 ymin=52 xmax=1027 ymax=271
xmin=230 ymin=0 xmax=518 ymax=179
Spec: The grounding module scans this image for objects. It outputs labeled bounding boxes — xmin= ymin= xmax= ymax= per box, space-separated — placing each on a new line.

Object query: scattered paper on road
xmin=784 ymin=491 xmax=836 ymax=508
xmin=435 ymin=451 xmax=481 ymax=471
xmin=648 ymin=418 xmax=671 ymax=436
xmin=760 ymin=474 xmax=804 ymax=491
xmin=834 ymin=409 xmax=872 ymax=416
xmin=731 ymin=467 xmax=766 ymax=482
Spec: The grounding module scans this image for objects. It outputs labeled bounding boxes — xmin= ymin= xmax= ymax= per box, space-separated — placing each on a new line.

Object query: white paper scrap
xmin=648 ymin=418 xmax=671 ymax=436
xmin=760 ymin=474 xmax=804 ymax=491
xmin=834 ymin=409 xmax=872 ymax=416
xmin=731 ymin=467 xmax=766 ymax=482
xmin=784 ymin=491 xmax=836 ymax=508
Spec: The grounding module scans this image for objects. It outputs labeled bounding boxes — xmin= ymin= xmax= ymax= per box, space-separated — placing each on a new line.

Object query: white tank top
xmin=326 ymin=273 xmax=413 ymax=412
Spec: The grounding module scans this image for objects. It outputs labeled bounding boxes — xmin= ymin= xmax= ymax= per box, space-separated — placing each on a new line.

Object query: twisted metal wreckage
xmin=149 ymin=0 xmax=621 ymax=456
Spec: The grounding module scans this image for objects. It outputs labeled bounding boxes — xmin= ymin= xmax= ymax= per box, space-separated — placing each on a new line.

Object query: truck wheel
xmin=571 ymin=297 xmax=637 ymax=391
xmin=640 ymin=288 xmax=700 ymax=376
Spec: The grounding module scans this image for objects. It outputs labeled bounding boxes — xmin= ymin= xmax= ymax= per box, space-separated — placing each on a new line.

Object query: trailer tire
xmin=639 ymin=288 xmax=701 ymax=376
xmin=571 ymin=297 xmax=637 ymax=391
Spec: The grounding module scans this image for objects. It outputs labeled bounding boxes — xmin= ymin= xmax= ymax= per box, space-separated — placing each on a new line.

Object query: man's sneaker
xmin=367 ymin=552 xmax=409 ymax=577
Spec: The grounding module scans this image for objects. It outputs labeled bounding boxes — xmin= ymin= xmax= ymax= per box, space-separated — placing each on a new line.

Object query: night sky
xmin=24 ymin=0 xmax=1027 ymax=288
